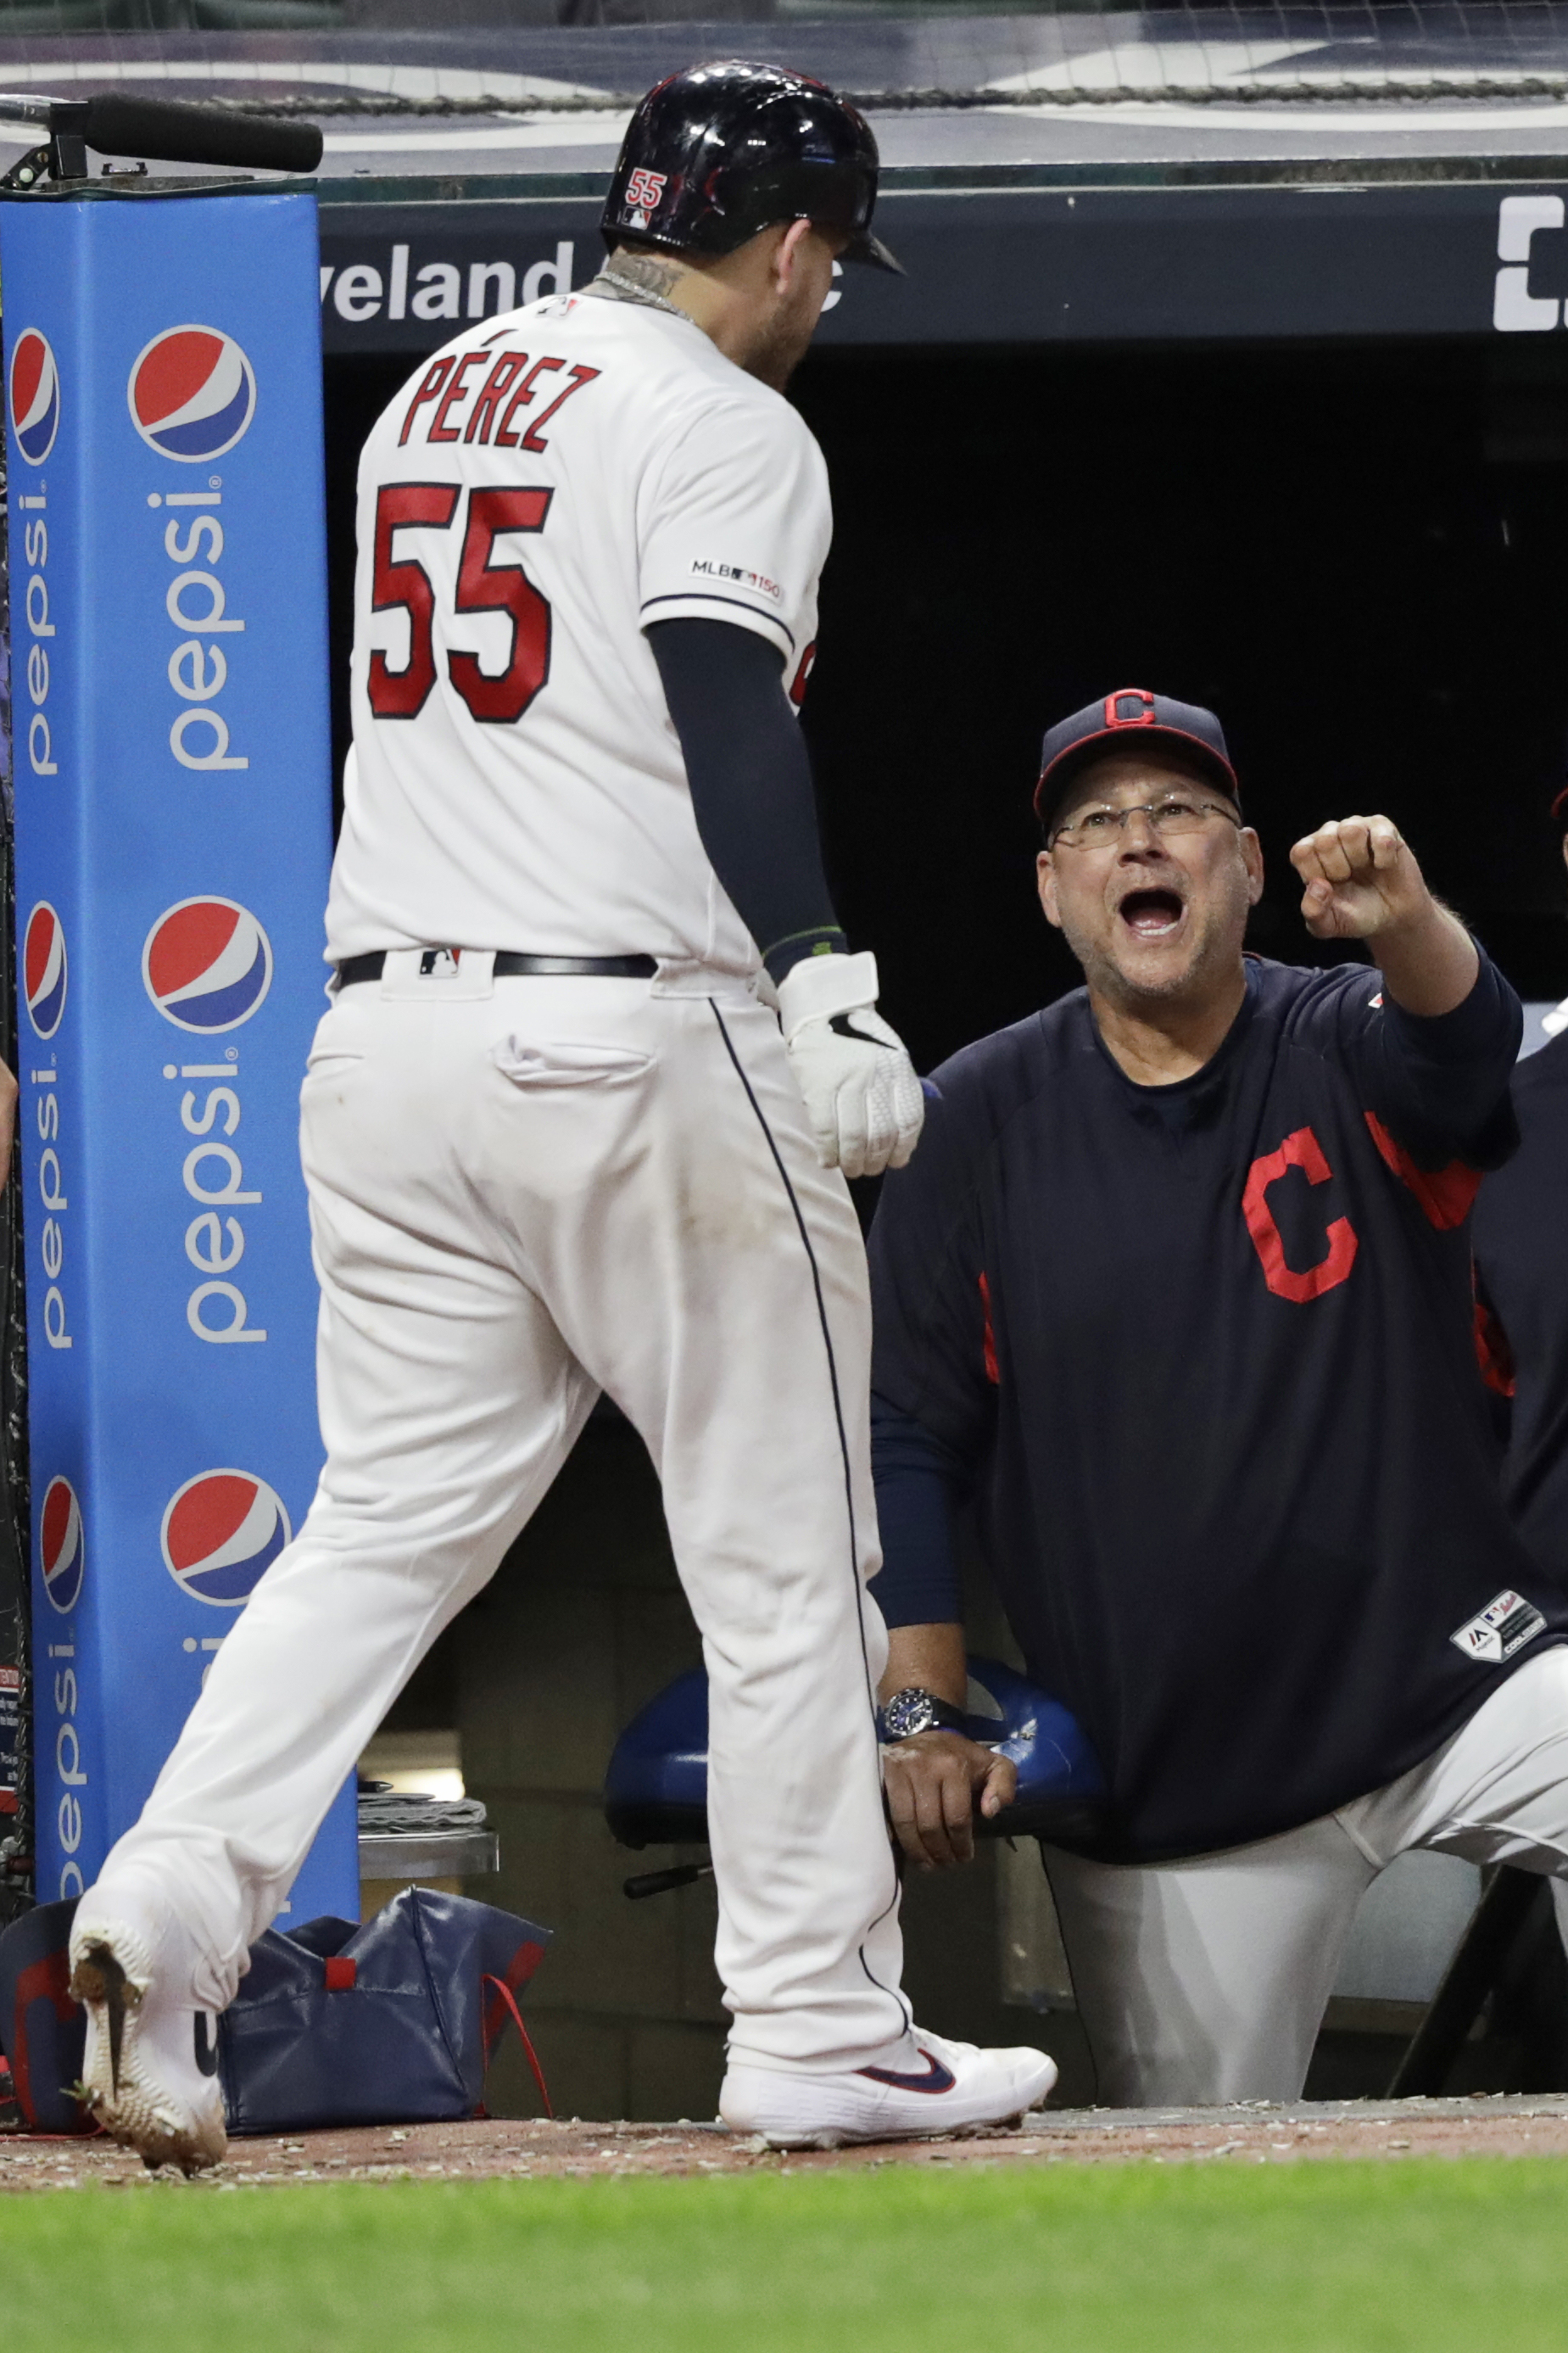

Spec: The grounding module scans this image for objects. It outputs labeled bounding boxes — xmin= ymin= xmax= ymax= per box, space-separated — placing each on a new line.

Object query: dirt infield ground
xmin=8 ymin=2094 xmax=1568 ymax=2188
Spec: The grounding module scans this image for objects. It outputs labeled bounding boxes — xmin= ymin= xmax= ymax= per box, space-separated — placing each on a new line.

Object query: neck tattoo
xmin=589 ymin=260 xmax=689 ymax=321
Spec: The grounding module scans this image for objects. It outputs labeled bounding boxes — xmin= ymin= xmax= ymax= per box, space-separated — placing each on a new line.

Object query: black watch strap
xmin=879 ymin=1686 xmax=969 ymax=1743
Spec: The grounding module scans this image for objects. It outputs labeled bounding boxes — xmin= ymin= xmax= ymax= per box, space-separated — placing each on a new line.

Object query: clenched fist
xmin=1289 ymin=813 xmax=1477 ymax=1018
xmin=1289 ymin=815 xmax=1428 ymax=942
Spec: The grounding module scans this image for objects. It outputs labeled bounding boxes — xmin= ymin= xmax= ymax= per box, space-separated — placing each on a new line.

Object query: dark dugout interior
xmin=327 ymin=333 xmax=1568 ymax=1068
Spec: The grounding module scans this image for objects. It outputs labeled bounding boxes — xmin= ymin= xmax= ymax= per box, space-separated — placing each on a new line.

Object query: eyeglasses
xmin=1048 ymin=795 xmax=1242 ymax=852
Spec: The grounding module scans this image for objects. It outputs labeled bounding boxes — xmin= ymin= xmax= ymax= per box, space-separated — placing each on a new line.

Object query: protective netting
xmin=1 ymin=3 xmax=1568 ymax=111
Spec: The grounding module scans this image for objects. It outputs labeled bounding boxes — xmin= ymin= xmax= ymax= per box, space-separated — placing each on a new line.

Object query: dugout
xmin=320 ymin=56 xmax=1568 ymax=2115
xmin=13 ymin=0 xmax=1568 ymax=2121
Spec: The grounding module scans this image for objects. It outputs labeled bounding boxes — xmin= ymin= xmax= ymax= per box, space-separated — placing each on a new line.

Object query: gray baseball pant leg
xmin=1044 ymin=1644 xmax=1568 ymax=2106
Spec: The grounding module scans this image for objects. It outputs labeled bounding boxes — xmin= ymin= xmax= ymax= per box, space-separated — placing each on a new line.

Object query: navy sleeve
xmin=866 ymin=1394 xmax=966 ymax=1629
xmin=646 ymin=618 xmax=845 ymax=981
xmin=1297 ymin=948 xmax=1521 ymax=1167
xmin=867 ymin=1084 xmax=1000 ymax=1463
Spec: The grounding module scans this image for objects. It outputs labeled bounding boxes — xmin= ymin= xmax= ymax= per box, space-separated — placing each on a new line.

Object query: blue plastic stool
xmin=604 ymin=1657 xmax=1107 ymax=1896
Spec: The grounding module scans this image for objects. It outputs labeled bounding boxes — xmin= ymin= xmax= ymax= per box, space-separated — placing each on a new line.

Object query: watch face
xmin=884 ymin=1690 xmax=936 ymax=1741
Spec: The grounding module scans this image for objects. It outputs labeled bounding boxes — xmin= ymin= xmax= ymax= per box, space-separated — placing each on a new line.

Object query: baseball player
xmin=867 ymin=687 xmax=1568 ymax=2105
xmin=64 ymin=60 xmax=1054 ymax=2170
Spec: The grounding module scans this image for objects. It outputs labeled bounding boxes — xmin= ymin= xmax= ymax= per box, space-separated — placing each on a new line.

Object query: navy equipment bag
xmin=0 ymin=1898 xmax=89 ymax=2132
xmin=218 ymin=1887 xmax=552 ymax=2132
xmin=0 ymin=1886 xmax=552 ymax=2135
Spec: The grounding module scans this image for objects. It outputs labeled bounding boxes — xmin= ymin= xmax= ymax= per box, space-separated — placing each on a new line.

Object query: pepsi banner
xmin=1 ymin=188 xmax=357 ymax=1920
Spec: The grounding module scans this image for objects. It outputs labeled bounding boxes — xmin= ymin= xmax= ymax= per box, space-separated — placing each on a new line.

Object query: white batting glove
xmin=774 ymin=951 xmax=925 ymax=1178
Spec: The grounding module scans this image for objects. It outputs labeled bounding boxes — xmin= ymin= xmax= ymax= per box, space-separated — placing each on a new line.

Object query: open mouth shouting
xmin=1116 ymin=886 xmax=1186 ymax=942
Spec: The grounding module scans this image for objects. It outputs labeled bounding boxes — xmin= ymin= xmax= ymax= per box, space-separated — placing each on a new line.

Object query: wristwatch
xmin=879 ymin=1686 xmax=969 ymax=1744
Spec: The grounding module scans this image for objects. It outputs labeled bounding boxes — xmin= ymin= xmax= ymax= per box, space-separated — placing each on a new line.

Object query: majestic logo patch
xmin=128 ymin=327 xmax=256 ymax=461
xmin=9 ymin=328 xmax=59 ymax=466
xmin=1450 ymin=1589 xmax=1547 ymax=1665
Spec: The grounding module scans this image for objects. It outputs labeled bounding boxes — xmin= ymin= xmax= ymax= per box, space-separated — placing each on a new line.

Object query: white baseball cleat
xmin=68 ymin=1896 xmax=226 ymax=2176
xmin=719 ymin=2026 xmax=1057 ymax=2149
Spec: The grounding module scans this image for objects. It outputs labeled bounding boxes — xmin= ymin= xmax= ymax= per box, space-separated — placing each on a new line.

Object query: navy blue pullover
xmin=867 ymin=953 xmax=1564 ymax=1863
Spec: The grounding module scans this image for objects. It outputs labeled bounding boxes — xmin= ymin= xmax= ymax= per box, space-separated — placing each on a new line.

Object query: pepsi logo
xmin=9 ymin=328 xmax=59 ymax=467
xmin=142 ymin=898 xmax=272 ymax=1032
xmin=161 ymin=1470 xmax=290 ymax=1607
xmin=128 ymin=326 xmax=255 ymax=463
xmin=40 ymin=1476 xmax=83 ymax=1615
xmin=23 ymin=903 xmax=67 ymax=1040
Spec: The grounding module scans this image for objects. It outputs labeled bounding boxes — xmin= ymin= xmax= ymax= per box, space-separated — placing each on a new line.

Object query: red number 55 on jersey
xmin=367 ymin=483 xmax=554 ymax=726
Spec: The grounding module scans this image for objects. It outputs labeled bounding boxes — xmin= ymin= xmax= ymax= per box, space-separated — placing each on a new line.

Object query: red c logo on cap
xmin=1106 ymin=689 xmax=1157 ymax=729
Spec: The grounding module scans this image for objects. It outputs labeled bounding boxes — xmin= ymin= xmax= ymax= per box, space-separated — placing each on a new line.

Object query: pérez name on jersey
xmin=395 ymin=338 xmax=600 ymax=453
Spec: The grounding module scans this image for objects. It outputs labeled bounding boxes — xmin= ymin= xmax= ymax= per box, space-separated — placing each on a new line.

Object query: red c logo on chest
xmin=1242 ymin=1125 xmax=1359 ymax=1304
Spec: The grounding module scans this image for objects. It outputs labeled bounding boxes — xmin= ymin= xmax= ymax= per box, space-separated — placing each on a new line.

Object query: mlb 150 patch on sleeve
xmin=1450 ymin=1590 xmax=1547 ymax=1664
xmin=689 ymin=559 xmax=783 ymax=603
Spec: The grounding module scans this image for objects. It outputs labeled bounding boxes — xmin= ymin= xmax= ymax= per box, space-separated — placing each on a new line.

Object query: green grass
xmin=5 ymin=2158 xmax=1568 ymax=2352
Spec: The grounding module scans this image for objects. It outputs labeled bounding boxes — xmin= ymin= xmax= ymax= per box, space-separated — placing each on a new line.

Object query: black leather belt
xmin=337 ymin=950 xmax=657 ymax=986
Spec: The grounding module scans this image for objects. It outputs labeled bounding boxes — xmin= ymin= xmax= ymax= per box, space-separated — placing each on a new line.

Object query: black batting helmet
xmin=601 ymin=59 xmax=901 ymax=277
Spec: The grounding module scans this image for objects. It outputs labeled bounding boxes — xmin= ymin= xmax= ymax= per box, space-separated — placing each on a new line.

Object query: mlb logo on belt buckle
xmin=1450 ymin=1589 xmax=1547 ymax=1665
xmin=380 ymin=947 xmax=494 ymax=1001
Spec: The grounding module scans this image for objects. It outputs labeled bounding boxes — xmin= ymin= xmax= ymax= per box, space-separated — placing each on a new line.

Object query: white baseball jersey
xmin=325 ymin=291 xmax=831 ymax=973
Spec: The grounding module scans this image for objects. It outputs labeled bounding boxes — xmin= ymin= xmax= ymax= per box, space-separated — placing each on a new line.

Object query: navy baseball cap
xmin=1035 ymin=687 xmax=1241 ymax=826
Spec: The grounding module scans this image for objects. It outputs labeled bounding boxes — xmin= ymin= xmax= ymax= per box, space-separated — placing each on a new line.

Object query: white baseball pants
xmin=88 ymin=959 xmax=910 ymax=2071
xmin=1044 ymin=1644 xmax=1568 ymax=2104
